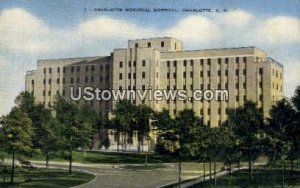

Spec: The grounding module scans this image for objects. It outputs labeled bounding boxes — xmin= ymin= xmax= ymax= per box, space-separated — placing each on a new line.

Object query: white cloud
xmin=284 ymin=61 xmax=300 ymax=97
xmin=256 ymin=16 xmax=300 ymax=44
xmin=216 ymin=10 xmax=253 ymax=27
xmin=77 ymin=17 xmax=158 ymax=39
xmin=165 ymin=15 xmax=221 ymax=44
xmin=0 ymin=56 xmax=7 ymax=68
xmin=0 ymin=8 xmax=52 ymax=53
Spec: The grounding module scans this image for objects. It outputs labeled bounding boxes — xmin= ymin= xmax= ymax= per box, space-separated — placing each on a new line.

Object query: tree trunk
xmin=69 ymin=150 xmax=73 ymax=173
xmin=229 ymin=162 xmax=232 ymax=175
xmin=178 ymin=159 xmax=182 ymax=188
xmin=10 ymin=150 xmax=15 ymax=184
xmin=290 ymin=159 xmax=294 ymax=177
xmin=203 ymin=162 xmax=206 ymax=180
xmin=214 ymin=159 xmax=217 ymax=186
xmin=209 ymin=160 xmax=212 ymax=180
xmin=281 ymin=162 xmax=285 ymax=188
xmin=238 ymin=160 xmax=240 ymax=171
xmin=46 ymin=152 xmax=49 ymax=169
xmin=117 ymin=132 xmax=120 ymax=152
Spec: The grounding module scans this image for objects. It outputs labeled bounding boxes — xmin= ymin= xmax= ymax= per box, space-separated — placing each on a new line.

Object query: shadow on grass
xmin=0 ymin=168 xmax=95 ymax=188
xmin=190 ymin=168 xmax=300 ymax=188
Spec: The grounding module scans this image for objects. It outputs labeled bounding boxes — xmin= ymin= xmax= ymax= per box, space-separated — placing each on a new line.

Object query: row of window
xmin=119 ymin=60 xmax=146 ymax=68
xmin=43 ymin=64 xmax=110 ymax=74
xmin=166 ymin=57 xmax=247 ymax=67
xmin=272 ymin=69 xmax=282 ymax=79
xmin=134 ymin=41 xmax=165 ymax=48
xmin=43 ymin=76 xmax=110 ymax=85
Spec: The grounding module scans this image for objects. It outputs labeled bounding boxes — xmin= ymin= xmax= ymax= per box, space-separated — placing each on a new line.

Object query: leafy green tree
xmin=267 ymin=99 xmax=296 ymax=185
xmin=231 ymin=101 xmax=264 ymax=177
xmin=133 ymin=105 xmax=153 ymax=153
xmin=1 ymin=107 xmax=33 ymax=183
xmin=113 ymin=100 xmax=136 ymax=151
xmin=156 ymin=109 xmax=198 ymax=186
xmin=54 ymin=96 xmax=95 ymax=173
xmin=291 ymin=85 xmax=300 ymax=173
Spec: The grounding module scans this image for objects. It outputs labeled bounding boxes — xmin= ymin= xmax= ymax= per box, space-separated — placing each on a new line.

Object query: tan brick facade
xmin=25 ymin=37 xmax=284 ymax=127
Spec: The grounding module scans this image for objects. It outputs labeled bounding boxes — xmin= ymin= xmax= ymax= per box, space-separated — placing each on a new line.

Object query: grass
xmin=30 ymin=150 xmax=178 ymax=164
xmin=190 ymin=168 xmax=300 ymax=188
xmin=0 ymin=166 xmax=95 ymax=188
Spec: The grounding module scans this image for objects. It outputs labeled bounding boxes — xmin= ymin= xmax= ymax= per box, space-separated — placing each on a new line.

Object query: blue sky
xmin=0 ymin=0 xmax=299 ymax=116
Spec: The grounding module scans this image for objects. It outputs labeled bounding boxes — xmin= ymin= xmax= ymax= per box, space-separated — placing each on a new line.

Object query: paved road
xmin=31 ymin=161 xmax=206 ymax=188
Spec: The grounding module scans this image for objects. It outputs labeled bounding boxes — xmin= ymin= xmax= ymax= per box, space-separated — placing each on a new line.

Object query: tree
xmin=133 ymin=105 xmax=153 ymax=153
xmin=291 ymin=86 xmax=300 ymax=173
xmin=267 ymin=98 xmax=296 ymax=185
xmin=156 ymin=109 xmax=198 ymax=187
xmin=113 ymin=100 xmax=136 ymax=151
xmin=1 ymin=107 xmax=33 ymax=183
xmin=54 ymin=96 xmax=95 ymax=173
xmin=230 ymin=101 xmax=264 ymax=178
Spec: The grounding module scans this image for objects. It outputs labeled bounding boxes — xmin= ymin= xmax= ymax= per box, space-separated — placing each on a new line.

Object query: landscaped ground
xmin=0 ymin=167 xmax=95 ymax=188
xmin=31 ymin=150 xmax=178 ymax=164
xmin=190 ymin=168 xmax=300 ymax=188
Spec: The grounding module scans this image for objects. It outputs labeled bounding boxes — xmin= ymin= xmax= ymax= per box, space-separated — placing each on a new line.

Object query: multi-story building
xmin=26 ymin=37 xmax=283 ymax=128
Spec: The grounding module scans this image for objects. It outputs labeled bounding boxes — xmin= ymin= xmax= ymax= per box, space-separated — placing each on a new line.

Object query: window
xmin=77 ymin=77 xmax=80 ymax=83
xmin=106 ymin=64 xmax=110 ymax=70
xmin=119 ymin=73 xmax=122 ymax=80
xmin=244 ymin=95 xmax=247 ymax=101
xmin=48 ymin=90 xmax=51 ymax=96
xmin=218 ymin=70 xmax=221 ymax=76
xmin=236 ymin=57 xmax=239 ymax=63
xmin=260 ymin=95 xmax=263 ymax=101
xmin=200 ymin=59 xmax=204 ymax=65
xmin=100 ymin=76 xmax=103 ymax=82
xmin=31 ymin=80 xmax=34 ymax=84
xmin=71 ymin=78 xmax=74 ymax=84
xmin=167 ymin=61 xmax=170 ymax=67
xmin=119 ymin=86 xmax=122 ymax=90
xmin=225 ymin=58 xmax=229 ymax=64
xmin=184 ymin=60 xmax=187 ymax=66
xmin=259 ymin=68 xmax=263 ymax=75
xmin=57 ymin=78 xmax=60 ymax=84
xmin=91 ymin=76 xmax=94 ymax=83
xmin=175 ymin=43 xmax=177 ymax=50
xmin=71 ymin=67 xmax=74 ymax=73
xmin=119 ymin=61 xmax=123 ymax=68
xmin=100 ymin=65 xmax=103 ymax=70
xmin=243 ymin=57 xmax=247 ymax=63
xmin=85 ymin=77 xmax=88 ymax=83
xmin=236 ymin=69 xmax=239 ymax=75
xmin=128 ymin=73 xmax=131 ymax=79
xmin=77 ymin=66 xmax=80 ymax=72
xmin=190 ymin=71 xmax=193 ymax=78
xmin=218 ymin=84 xmax=221 ymax=89
xmin=142 ymin=60 xmax=146 ymax=66
xmin=190 ymin=60 xmax=194 ymax=66
xmin=243 ymin=69 xmax=246 ymax=75
xmin=57 ymin=67 xmax=60 ymax=73
xmin=173 ymin=60 xmax=177 ymax=67
xmin=243 ymin=83 xmax=246 ymax=89
xmin=63 ymin=78 xmax=65 ymax=84
xmin=49 ymin=68 xmax=52 ymax=74
xmin=63 ymin=67 xmax=66 ymax=73
xmin=218 ymin=108 xmax=221 ymax=115
xmin=135 ymin=43 xmax=138 ymax=47
xmin=43 ymin=90 xmax=45 ymax=96
xmin=236 ymin=95 xmax=239 ymax=101
xmin=225 ymin=83 xmax=228 ymax=89
xmin=62 ymin=90 xmax=65 ymax=96
xmin=142 ymin=85 xmax=145 ymax=90
xmin=207 ymin=71 xmax=211 ymax=76
xmin=167 ymin=72 xmax=170 ymax=79
xmin=225 ymin=70 xmax=228 ymax=76
xmin=91 ymin=65 xmax=95 ymax=71
xmin=208 ymin=59 xmax=211 ymax=65
xmin=133 ymin=73 xmax=136 ymax=79
xmin=200 ymin=71 xmax=203 ymax=77
xmin=190 ymin=84 xmax=193 ymax=90
xmin=236 ymin=83 xmax=239 ymax=89
xmin=43 ymin=79 xmax=46 ymax=85
xmin=183 ymin=72 xmax=186 ymax=78
xmin=173 ymin=72 xmax=177 ymax=78
xmin=148 ymin=42 xmax=151 ymax=47
xmin=183 ymin=85 xmax=186 ymax=90
xmin=208 ymin=108 xmax=211 ymax=115
xmin=133 ymin=61 xmax=136 ymax=67
xmin=161 ymin=41 xmax=164 ymax=47
xmin=86 ymin=66 xmax=89 ymax=72
xmin=142 ymin=72 xmax=146 ymax=78
xmin=43 ymin=68 xmax=46 ymax=74
xmin=218 ymin=58 xmax=221 ymax=64
xmin=48 ymin=79 xmax=51 ymax=85
xmin=128 ymin=61 xmax=131 ymax=67
xmin=207 ymin=84 xmax=210 ymax=90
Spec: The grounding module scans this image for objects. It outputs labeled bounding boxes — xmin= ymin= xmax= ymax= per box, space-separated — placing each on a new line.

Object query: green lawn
xmin=190 ymin=168 xmax=300 ymax=188
xmin=30 ymin=150 xmax=178 ymax=164
xmin=0 ymin=167 xmax=95 ymax=188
